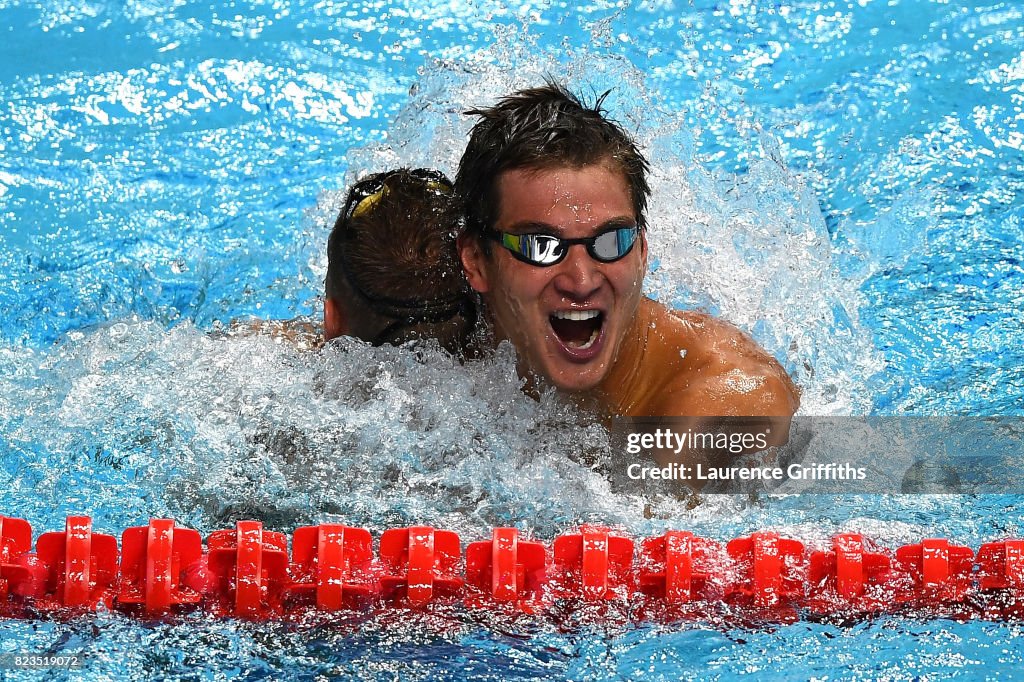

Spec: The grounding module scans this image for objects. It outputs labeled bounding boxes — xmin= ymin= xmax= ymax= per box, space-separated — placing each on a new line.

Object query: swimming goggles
xmin=482 ymin=225 xmax=639 ymax=267
xmin=341 ymin=168 xmax=452 ymax=224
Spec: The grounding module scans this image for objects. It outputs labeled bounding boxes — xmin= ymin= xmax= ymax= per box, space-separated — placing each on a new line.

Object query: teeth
xmin=552 ymin=310 xmax=600 ymax=321
xmin=567 ymin=327 xmax=600 ymax=350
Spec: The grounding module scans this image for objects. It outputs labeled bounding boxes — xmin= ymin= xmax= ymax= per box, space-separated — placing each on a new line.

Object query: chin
xmin=544 ymin=363 xmax=608 ymax=394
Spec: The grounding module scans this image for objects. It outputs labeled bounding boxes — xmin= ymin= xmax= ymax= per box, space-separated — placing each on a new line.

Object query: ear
xmin=457 ymin=233 xmax=491 ymax=294
xmin=323 ymin=297 xmax=347 ymax=340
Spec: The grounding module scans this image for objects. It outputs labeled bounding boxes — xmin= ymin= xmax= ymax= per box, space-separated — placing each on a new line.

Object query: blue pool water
xmin=2 ymin=0 xmax=1023 ymax=679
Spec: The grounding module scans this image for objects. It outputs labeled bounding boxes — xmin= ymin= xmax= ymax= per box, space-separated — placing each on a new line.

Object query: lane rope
xmin=1 ymin=516 xmax=1021 ymax=621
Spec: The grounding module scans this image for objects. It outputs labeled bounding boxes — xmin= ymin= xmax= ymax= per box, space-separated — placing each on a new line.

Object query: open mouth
xmin=549 ymin=310 xmax=604 ymax=350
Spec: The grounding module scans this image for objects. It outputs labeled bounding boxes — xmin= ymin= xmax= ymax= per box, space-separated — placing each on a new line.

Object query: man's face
xmin=460 ymin=163 xmax=647 ymax=393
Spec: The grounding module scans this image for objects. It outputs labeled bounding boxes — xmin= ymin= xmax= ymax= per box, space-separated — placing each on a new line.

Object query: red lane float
xmin=638 ymin=530 xmax=723 ymax=604
xmin=466 ymin=528 xmax=546 ymax=610
xmin=976 ymin=539 xmax=1024 ymax=618
xmin=207 ymin=521 xmax=290 ymax=618
xmin=33 ymin=516 xmax=118 ymax=611
xmin=550 ymin=525 xmax=634 ymax=601
xmin=807 ymin=532 xmax=894 ymax=614
xmin=726 ymin=532 xmax=806 ymax=608
xmin=0 ymin=515 xmax=1022 ymax=622
xmin=286 ymin=524 xmax=375 ymax=611
xmin=894 ymin=538 xmax=974 ymax=605
xmin=118 ymin=519 xmax=204 ymax=615
xmin=977 ymin=539 xmax=1024 ymax=591
xmin=0 ymin=516 xmax=33 ymax=609
xmin=379 ymin=526 xmax=462 ymax=606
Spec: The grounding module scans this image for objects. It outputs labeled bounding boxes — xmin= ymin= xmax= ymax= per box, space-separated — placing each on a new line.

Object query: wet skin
xmin=460 ymin=163 xmax=647 ymax=393
xmin=596 ymin=299 xmax=800 ymax=420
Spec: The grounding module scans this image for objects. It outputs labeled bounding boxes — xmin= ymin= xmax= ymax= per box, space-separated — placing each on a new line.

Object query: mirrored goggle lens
xmin=590 ymin=227 xmax=637 ymax=262
xmin=503 ymin=233 xmax=566 ymax=265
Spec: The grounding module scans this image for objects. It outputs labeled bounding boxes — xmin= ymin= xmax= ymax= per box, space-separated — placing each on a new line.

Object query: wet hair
xmin=455 ymin=80 xmax=651 ymax=243
xmin=325 ymin=168 xmax=476 ymax=353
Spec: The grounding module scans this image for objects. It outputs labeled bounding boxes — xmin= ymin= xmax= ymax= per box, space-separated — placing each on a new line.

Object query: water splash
xmin=1 ymin=319 xmax=651 ymax=536
xmin=335 ymin=45 xmax=881 ymax=413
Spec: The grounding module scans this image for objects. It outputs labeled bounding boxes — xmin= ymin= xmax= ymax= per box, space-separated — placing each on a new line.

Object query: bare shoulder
xmin=227 ymin=317 xmax=323 ymax=351
xmin=648 ymin=306 xmax=800 ymax=417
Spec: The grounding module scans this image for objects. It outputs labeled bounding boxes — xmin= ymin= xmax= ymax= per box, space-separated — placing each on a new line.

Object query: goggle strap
xmin=370 ymin=295 xmax=476 ymax=346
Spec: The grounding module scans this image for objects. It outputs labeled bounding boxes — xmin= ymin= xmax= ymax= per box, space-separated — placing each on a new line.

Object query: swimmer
xmin=323 ymin=168 xmax=476 ymax=354
xmin=455 ymin=83 xmax=799 ymax=423
xmin=237 ymin=169 xmax=475 ymax=354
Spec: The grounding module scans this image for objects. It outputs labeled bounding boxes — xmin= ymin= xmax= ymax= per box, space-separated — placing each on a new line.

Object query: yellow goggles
xmin=343 ymin=168 xmax=453 ymax=222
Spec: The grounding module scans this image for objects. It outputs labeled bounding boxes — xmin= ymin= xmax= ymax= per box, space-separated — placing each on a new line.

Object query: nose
xmin=552 ymin=244 xmax=603 ymax=300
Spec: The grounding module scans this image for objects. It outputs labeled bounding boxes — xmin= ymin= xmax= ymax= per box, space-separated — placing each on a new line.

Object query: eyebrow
xmin=500 ymin=216 xmax=637 ymax=235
